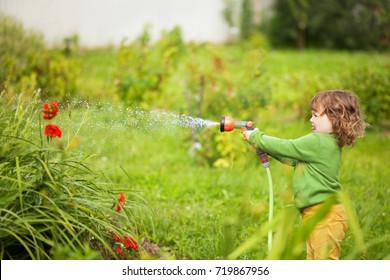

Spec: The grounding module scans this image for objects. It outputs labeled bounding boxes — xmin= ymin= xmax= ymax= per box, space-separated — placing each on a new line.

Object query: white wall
xmin=0 ymin=0 xmax=233 ymax=47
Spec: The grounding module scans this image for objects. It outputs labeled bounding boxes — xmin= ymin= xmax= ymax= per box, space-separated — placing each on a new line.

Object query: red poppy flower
xmin=112 ymin=233 xmax=139 ymax=252
xmin=112 ymin=233 xmax=121 ymax=242
xmin=115 ymin=192 xmax=126 ymax=212
xmin=122 ymin=235 xmax=139 ymax=251
xmin=43 ymin=101 xmax=59 ymax=120
xmin=118 ymin=192 xmax=126 ymax=202
xmin=44 ymin=124 xmax=62 ymax=138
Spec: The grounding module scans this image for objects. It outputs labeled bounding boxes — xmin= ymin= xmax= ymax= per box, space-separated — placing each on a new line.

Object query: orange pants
xmin=302 ymin=203 xmax=348 ymax=260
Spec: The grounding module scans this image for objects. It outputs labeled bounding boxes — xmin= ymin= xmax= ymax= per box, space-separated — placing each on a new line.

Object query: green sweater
xmin=248 ymin=130 xmax=342 ymax=210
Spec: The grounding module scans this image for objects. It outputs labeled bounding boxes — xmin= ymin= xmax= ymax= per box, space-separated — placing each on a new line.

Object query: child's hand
xmin=242 ymin=128 xmax=258 ymax=141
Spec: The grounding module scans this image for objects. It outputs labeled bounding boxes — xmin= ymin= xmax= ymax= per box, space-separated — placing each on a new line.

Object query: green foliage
xmin=75 ymin=48 xmax=117 ymax=100
xmin=0 ymin=13 xmax=44 ymax=87
xmin=115 ymin=26 xmax=185 ymax=107
xmin=0 ymin=92 xmax=142 ymax=259
xmin=340 ymin=65 xmax=390 ymax=127
xmin=241 ymin=32 xmax=270 ymax=50
xmin=32 ymin=51 xmax=80 ymax=100
xmin=222 ymin=0 xmax=259 ymax=41
xmin=240 ymin=0 xmax=255 ymax=40
xmin=191 ymin=46 xmax=270 ymax=166
xmin=222 ymin=0 xmax=239 ymax=28
xmin=114 ymin=28 xmax=271 ymax=167
xmin=115 ymin=26 xmax=270 ymax=116
xmin=62 ymin=34 xmax=80 ymax=57
xmin=264 ymin=0 xmax=390 ymax=50
xmin=0 ymin=13 xmax=80 ymax=100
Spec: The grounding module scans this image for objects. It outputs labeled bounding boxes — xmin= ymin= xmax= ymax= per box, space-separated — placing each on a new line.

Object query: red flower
xmin=115 ymin=192 xmax=126 ymax=212
xmin=112 ymin=233 xmax=139 ymax=252
xmin=44 ymin=124 xmax=62 ymax=138
xmin=122 ymin=235 xmax=139 ymax=251
xmin=118 ymin=192 xmax=126 ymax=202
xmin=112 ymin=233 xmax=121 ymax=242
xmin=43 ymin=101 xmax=59 ymax=120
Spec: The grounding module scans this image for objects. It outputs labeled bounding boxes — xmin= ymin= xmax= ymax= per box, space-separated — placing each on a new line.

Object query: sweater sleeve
xmin=248 ymin=130 xmax=321 ymax=164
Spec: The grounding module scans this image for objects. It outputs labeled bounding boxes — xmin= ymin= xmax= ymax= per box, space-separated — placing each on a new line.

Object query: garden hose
xmin=265 ymin=166 xmax=273 ymax=252
xmin=256 ymin=148 xmax=273 ymax=252
xmin=220 ymin=116 xmax=274 ymax=253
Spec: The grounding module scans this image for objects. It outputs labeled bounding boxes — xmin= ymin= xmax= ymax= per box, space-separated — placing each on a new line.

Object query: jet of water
xmin=57 ymin=101 xmax=219 ymax=135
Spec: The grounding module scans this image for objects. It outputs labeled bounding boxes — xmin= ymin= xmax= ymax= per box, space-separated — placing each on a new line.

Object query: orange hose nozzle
xmin=220 ymin=116 xmax=254 ymax=132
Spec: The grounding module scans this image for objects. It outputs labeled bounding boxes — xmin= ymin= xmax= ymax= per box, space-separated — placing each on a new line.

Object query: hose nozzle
xmin=220 ymin=116 xmax=254 ymax=132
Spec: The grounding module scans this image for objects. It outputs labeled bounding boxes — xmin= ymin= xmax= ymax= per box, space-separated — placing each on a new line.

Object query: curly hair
xmin=310 ymin=90 xmax=368 ymax=147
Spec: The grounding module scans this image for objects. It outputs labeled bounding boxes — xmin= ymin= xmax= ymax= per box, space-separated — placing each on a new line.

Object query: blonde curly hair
xmin=310 ymin=90 xmax=368 ymax=147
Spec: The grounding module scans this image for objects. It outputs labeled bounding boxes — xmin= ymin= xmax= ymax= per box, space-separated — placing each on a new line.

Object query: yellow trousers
xmin=302 ymin=203 xmax=348 ymax=260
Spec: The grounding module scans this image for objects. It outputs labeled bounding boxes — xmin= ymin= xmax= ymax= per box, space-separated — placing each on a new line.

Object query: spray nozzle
xmin=220 ymin=116 xmax=254 ymax=132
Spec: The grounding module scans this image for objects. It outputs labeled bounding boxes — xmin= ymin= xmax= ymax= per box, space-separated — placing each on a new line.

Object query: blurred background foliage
xmin=222 ymin=0 xmax=390 ymax=50
xmin=0 ymin=13 xmax=79 ymax=100
xmin=262 ymin=0 xmax=390 ymax=50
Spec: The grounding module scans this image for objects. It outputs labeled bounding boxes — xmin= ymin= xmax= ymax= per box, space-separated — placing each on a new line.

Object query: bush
xmin=264 ymin=0 xmax=390 ymax=50
xmin=0 ymin=91 xmax=142 ymax=259
xmin=115 ymin=26 xmax=185 ymax=107
xmin=0 ymin=13 xmax=80 ymax=100
xmin=341 ymin=65 xmax=390 ymax=128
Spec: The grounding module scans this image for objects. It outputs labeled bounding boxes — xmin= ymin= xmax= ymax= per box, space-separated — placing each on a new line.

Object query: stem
xmin=39 ymin=112 xmax=43 ymax=148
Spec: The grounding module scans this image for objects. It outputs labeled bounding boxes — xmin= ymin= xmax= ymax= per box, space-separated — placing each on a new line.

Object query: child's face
xmin=310 ymin=104 xmax=333 ymax=134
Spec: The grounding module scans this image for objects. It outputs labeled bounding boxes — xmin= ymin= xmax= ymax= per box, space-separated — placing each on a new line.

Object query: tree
xmin=264 ymin=0 xmax=390 ymax=50
xmin=288 ymin=0 xmax=309 ymax=49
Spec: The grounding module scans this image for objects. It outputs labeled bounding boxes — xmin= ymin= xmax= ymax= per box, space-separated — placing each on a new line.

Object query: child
xmin=242 ymin=90 xmax=367 ymax=260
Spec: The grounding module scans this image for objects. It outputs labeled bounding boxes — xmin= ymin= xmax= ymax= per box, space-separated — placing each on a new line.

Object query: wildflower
xmin=44 ymin=124 xmax=62 ymax=138
xmin=43 ymin=101 xmax=59 ymax=120
xmin=119 ymin=192 xmax=126 ymax=203
xmin=122 ymin=235 xmax=139 ymax=251
xmin=42 ymin=101 xmax=62 ymax=139
xmin=112 ymin=233 xmax=139 ymax=252
xmin=112 ymin=193 xmax=139 ymax=255
xmin=115 ymin=192 xmax=126 ymax=212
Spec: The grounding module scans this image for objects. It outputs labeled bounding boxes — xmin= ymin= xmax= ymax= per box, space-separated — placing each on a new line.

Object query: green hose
xmin=265 ymin=167 xmax=273 ymax=252
xmin=255 ymin=149 xmax=274 ymax=253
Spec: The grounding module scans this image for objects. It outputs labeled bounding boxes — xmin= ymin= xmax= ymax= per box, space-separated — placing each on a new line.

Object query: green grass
xmin=262 ymin=49 xmax=388 ymax=75
xmin=75 ymin=48 xmax=118 ymax=100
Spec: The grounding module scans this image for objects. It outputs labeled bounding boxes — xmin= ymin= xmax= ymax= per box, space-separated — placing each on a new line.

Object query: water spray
xmin=220 ymin=116 xmax=274 ymax=253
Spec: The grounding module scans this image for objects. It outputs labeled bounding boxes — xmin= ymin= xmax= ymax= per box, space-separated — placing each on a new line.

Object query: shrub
xmin=340 ymin=65 xmax=390 ymax=128
xmin=264 ymin=0 xmax=390 ymax=51
xmin=0 ymin=13 xmax=80 ymax=100
xmin=115 ymin=26 xmax=185 ymax=107
xmin=0 ymin=91 xmax=141 ymax=259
